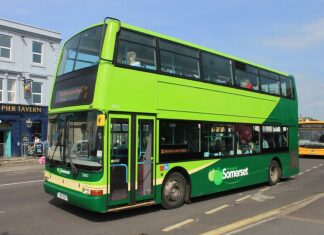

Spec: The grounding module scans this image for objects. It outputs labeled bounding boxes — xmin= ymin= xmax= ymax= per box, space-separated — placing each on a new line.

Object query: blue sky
xmin=1 ymin=0 xmax=324 ymax=119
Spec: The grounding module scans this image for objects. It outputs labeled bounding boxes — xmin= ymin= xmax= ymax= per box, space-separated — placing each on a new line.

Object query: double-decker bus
xmin=44 ymin=17 xmax=299 ymax=213
xmin=299 ymin=121 xmax=324 ymax=157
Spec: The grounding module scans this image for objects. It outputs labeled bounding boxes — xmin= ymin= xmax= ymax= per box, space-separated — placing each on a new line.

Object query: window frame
xmin=261 ymin=125 xmax=289 ymax=153
xmin=32 ymin=81 xmax=42 ymax=104
xmin=159 ymin=38 xmax=201 ymax=80
xmin=7 ymin=79 xmax=16 ymax=103
xmin=115 ymin=29 xmax=157 ymax=71
xmin=32 ymin=41 xmax=43 ymax=65
xmin=234 ymin=62 xmax=260 ymax=91
xmin=0 ymin=78 xmax=3 ymax=102
xmin=201 ymin=51 xmax=234 ymax=86
xmin=280 ymin=75 xmax=294 ymax=99
xmin=0 ymin=34 xmax=12 ymax=60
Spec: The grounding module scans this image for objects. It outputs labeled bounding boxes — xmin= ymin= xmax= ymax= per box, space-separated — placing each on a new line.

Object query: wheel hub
xmin=164 ymin=179 xmax=182 ymax=202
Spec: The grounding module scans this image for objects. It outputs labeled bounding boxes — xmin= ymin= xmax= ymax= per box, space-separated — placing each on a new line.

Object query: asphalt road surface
xmin=0 ymin=157 xmax=323 ymax=235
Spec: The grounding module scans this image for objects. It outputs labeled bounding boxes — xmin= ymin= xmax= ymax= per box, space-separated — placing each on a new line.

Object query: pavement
xmin=0 ymin=156 xmax=40 ymax=167
xmin=0 ymin=156 xmax=44 ymax=173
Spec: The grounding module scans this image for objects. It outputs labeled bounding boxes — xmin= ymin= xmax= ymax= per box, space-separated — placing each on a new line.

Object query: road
xmin=0 ymin=158 xmax=323 ymax=235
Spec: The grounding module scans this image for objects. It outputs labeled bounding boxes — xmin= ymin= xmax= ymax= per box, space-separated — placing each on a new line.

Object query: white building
xmin=0 ymin=18 xmax=61 ymax=158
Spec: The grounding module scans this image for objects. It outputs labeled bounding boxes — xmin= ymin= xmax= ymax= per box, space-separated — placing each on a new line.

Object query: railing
xmin=21 ymin=142 xmax=47 ymax=158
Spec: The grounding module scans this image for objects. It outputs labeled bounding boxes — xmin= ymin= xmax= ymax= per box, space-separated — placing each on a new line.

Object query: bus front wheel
xmin=268 ymin=160 xmax=281 ymax=186
xmin=161 ymin=172 xmax=187 ymax=209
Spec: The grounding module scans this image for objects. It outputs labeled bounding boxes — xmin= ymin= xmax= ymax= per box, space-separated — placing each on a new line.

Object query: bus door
xmin=108 ymin=114 xmax=155 ymax=206
xmin=135 ymin=115 xmax=155 ymax=202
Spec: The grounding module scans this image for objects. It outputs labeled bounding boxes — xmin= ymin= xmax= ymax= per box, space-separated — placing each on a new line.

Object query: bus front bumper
xmin=44 ymin=181 xmax=107 ymax=213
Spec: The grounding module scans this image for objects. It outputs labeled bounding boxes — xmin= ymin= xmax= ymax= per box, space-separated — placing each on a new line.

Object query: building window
xmin=32 ymin=82 xmax=42 ymax=104
xmin=7 ymin=79 xmax=16 ymax=102
xmin=32 ymin=41 xmax=43 ymax=64
xmin=0 ymin=34 xmax=11 ymax=59
xmin=0 ymin=79 xmax=3 ymax=102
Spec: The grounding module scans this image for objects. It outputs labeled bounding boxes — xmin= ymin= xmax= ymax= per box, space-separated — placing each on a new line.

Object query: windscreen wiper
xmin=49 ymin=132 xmax=63 ymax=167
xmin=63 ymin=121 xmax=78 ymax=176
xmin=66 ymin=151 xmax=78 ymax=176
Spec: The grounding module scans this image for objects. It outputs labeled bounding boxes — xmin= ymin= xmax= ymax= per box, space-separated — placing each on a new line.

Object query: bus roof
xmin=66 ymin=20 xmax=291 ymax=77
xmin=299 ymin=120 xmax=324 ymax=125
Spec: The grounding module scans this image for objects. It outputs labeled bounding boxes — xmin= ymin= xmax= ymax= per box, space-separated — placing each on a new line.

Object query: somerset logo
xmin=208 ymin=167 xmax=249 ymax=185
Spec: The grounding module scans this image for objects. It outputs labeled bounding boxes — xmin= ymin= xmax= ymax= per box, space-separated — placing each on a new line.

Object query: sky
xmin=1 ymin=0 xmax=324 ymax=119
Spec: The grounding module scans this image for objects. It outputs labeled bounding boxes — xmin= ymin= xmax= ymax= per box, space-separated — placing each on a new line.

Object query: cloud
xmin=263 ymin=18 xmax=324 ymax=49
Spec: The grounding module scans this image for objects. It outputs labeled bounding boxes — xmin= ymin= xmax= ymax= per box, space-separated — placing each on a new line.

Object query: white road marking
xmin=251 ymin=193 xmax=274 ymax=202
xmin=319 ymin=164 xmax=323 ymax=167
xmin=205 ymin=204 xmax=230 ymax=215
xmin=235 ymin=195 xmax=251 ymax=202
xmin=313 ymin=166 xmax=317 ymax=169
xmin=0 ymin=180 xmax=43 ymax=187
xmin=305 ymin=169 xmax=312 ymax=172
xmin=162 ymin=219 xmax=194 ymax=232
xmin=297 ymin=172 xmax=304 ymax=176
xmin=201 ymin=193 xmax=324 ymax=235
xmin=259 ymin=187 xmax=270 ymax=192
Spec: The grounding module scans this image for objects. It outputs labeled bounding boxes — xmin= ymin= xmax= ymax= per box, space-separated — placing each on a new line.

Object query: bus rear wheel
xmin=268 ymin=160 xmax=281 ymax=186
xmin=161 ymin=172 xmax=187 ymax=209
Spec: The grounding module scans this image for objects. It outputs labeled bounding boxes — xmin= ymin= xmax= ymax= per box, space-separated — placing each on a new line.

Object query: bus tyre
xmin=161 ymin=172 xmax=187 ymax=209
xmin=268 ymin=160 xmax=281 ymax=186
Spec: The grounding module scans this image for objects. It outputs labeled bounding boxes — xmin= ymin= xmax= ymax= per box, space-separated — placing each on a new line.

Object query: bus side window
xmin=280 ymin=75 xmax=294 ymax=98
xmin=117 ymin=29 xmax=157 ymax=71
xmin=202 ymin=52 xmax=233 ymax=85
xmin=159 ymin=39 xmax=200 ymax=79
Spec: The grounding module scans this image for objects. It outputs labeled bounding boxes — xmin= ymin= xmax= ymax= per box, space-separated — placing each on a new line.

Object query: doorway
xmin=108 ymin=114 xmax=155 ymax=206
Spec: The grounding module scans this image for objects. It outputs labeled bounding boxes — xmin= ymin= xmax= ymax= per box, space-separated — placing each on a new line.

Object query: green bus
xmin=44 ymin=17 xmax=299 ymax=213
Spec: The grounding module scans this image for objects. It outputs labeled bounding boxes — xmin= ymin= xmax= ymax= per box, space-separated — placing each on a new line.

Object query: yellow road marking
xmin=200 ymin=193 xmax=324 ymax=235
xmin=205 ymin=204 xmax=230 ymax=215
xmin=162 ymin=219 xmax=195 ymax=232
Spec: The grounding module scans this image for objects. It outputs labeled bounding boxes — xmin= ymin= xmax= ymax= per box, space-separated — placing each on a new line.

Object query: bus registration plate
xmin=57 ymin=192 xmax=68 ymax=201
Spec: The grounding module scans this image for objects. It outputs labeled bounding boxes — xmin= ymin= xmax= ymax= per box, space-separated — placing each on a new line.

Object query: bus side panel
xmin=188 ymin=157 xmax=269 ymax=197
xmin=156 ymin=153 xmax=297 ymax=200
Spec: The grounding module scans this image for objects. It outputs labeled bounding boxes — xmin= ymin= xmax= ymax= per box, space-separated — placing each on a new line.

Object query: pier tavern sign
xmin=1 ymin=104 xmax=42 ymax=113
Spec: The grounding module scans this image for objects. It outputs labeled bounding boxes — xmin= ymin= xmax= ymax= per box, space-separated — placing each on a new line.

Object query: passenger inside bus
xmin=127 ymin=51 xmax=141 ymax=67
xmin=240 ymin=79 xmax=253 ymax=89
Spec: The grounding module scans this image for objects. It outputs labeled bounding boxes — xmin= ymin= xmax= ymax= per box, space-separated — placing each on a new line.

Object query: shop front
xmin=0 ymin=104 xmax=48 ymax=158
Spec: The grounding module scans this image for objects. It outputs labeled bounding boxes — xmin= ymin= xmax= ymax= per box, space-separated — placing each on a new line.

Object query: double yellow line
xmin=201 ymin=193 xmax=324 ymax=235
